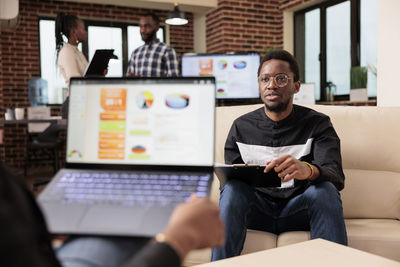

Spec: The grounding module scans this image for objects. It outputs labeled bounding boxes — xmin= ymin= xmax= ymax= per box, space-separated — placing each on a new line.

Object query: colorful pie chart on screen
xmin=132 ymin=145 xmax=146 ymax=154
xmin=165 ymin=94 xmax=190 ymax=109
xmin=136 ymin=91 xmax=154 ymax=109
xmin=68 ymin=149 xmax=83 ymax=158
xmin=233 ymin=61 xmax=247 ymax=69
xmin=218 ymin=59 xmax=228 ymax=70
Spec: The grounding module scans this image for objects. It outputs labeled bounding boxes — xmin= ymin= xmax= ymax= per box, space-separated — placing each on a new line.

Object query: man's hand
xmin=264 ymin=155 xmax=319 ymax=182
xmin=160 ymin=197 xmax=225 ymax=260
xmin=126 ymin=72 xmax=136 ymax=77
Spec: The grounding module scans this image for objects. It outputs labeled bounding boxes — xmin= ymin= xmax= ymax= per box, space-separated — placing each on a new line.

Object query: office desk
xmin=0 ymin=118 xmax=66 ymax=168
xmin=0 ymin=118 xmax=66 ymax=125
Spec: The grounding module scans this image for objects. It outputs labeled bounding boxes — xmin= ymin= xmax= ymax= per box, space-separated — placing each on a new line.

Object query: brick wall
xmin=0 ymin=0 xmax=310 ymax=169
xmin=206 ymin=0 xmax=284 ymax=53
xmin=0 ymin=0 xmax=194 ymax=169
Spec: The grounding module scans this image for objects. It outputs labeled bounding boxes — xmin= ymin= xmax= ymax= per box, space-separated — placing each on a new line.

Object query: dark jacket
xmin=225 ymin=105 xmax=345 ymax=199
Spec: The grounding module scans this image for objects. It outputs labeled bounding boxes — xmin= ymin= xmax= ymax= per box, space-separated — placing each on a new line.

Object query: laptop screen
xmin=67 ymin=77 xmax=215 ymax=167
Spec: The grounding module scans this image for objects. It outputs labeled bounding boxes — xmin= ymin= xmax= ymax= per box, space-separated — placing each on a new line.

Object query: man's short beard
xmin=264 ymin=99 xmax=290 ymax=113
xmin=143 ymin=29 xmax=157 ymax=43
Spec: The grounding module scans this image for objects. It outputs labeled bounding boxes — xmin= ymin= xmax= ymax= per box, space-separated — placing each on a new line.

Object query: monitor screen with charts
xmin=67 ymin=77 xmax=215 ymax=167
xmin=294 ymin=83 xmax=316 ymax=105
xmin=181 ymin=53 xmax=260 ymax=99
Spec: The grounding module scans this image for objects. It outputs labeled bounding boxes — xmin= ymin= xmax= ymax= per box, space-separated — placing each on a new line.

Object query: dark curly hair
xmin=257 ymin=50 xmax=300 ymax=82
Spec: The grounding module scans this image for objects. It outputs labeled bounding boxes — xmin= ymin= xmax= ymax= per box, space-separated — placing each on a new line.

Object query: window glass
xmin=305 ymin=9 xmax=320 ymax=100
xmin=326 ymin=1 xmax=351 ymax=96
xmin=39 ymin=19 xmax=66 ymax=104
xmin=88 ymin=26 xmax=123 ymax=77
xmin=127 ymin=26 xmax=164 ymax=62
xmin=39 ymin=20 xmax=166 ymax=104
xmin=360 ymin=0 xmax=378 ymax=97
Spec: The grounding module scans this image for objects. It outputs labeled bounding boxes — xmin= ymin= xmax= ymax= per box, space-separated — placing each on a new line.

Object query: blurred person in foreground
xmin=0 ymin=159 xmax=224 ymax=267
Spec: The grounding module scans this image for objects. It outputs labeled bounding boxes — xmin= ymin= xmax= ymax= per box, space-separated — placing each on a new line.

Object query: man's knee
xmin=219 ymin=180 xmax=254 ymax=211
xmin=303 ymin=181 xmax=342 ymax=208
xmin=220 ymin=180 xmax=250 ymax=198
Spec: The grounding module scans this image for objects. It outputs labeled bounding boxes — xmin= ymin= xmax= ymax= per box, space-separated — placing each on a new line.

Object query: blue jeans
xmin=211 ymin=180 xmax=347 ymax=261
xmin=57 ymin=236 xmax=149 ymax=267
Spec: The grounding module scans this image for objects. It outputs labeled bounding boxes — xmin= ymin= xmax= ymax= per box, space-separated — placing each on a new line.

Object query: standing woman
xmin=55 ymin=13 xmax=88 ymax=85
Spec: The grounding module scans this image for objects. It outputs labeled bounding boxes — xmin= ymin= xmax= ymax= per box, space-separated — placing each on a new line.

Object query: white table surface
xmin=195 ymin=239 xmax=400 ymax=267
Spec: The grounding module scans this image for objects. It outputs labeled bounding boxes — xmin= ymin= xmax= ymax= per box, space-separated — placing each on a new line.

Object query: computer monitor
xmin=294 ymin=83 xmax=316 ymax=105
xmin=181 ymin=53 xmax=260 ymax=99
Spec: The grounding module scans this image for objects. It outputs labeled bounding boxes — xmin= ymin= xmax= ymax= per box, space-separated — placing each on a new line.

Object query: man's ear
xmin=293 ymin=81 xmax=301 ymax=94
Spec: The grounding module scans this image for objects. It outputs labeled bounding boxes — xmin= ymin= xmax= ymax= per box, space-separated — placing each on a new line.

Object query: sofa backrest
xmin=214 ymin=104 xmax=400 ymax=220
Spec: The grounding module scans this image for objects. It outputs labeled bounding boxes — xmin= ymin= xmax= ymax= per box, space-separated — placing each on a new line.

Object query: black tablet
xmin=214 ymin=164 xmax=282 ymax=188
xmin=84 ymin=49 xmax=117 ymax=77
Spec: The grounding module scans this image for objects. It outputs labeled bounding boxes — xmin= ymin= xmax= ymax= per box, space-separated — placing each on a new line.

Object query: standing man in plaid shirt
xmin=126 ymin=12 xmax=179 ymax=77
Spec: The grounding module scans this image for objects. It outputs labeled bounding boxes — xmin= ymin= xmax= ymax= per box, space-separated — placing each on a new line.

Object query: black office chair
xmin=24 ymin=123 xmax=67 ymax=178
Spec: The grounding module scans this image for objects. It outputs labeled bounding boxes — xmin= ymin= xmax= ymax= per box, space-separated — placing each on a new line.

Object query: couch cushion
xmin=346 ymin=219 xmax=400 ymax=261
xmin=183 ymin=229 xmax=277 ymax=266
xmin=242 ymin=229 xmax=277 ymax=254
xmin=276 ymin=231 xmax=310 ymax=247
xmin=342 ymin=169 xmax=400 ymax=219
xmin=307 ymin=105 xmax=400 ymax=173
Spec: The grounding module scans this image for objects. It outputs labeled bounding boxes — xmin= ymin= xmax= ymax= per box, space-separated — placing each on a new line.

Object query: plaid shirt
xmin=126 ymin=39 xmax=179 ymax=77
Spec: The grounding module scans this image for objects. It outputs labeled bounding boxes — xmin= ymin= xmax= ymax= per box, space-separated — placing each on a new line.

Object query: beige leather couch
xmin=184 ymin=104 xmax=400 ymax=265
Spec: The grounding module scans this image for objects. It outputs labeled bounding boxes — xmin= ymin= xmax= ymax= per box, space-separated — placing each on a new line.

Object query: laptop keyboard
xmin=45 ymin=171 xmax=211 ymax=207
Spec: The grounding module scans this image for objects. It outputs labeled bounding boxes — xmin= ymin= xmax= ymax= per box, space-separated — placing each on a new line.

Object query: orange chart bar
xmin=99 ymin=141 xmax=125 ymax=150
xmin=100 ymin=112 xmax=126 ymax=121
xmin=98 ymin=150 xmax=125 ymax=160
xmin=99 ymin=131 xmax=126 ymax=140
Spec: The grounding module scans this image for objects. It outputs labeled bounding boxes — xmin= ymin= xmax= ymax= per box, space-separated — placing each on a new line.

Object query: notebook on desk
xmin=38 ymin=76 xmax=216 ymax=237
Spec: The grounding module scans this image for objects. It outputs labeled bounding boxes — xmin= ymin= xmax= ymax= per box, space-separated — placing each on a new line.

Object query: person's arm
xmin=264 ymin=116 xmax=344 ymax=190
xmin=124 ymin=198 xmax=224 ymax=267
xmin=126 ymin=51 xmax=136 ymax=76
xmin=58 ymin=47 xmax=85 ymax=84
xmin=264 ymin=154 xmax=321 ymax=182
xmin=224 ymin=121 xmax=245 ymax=164
xmin=165 ymin=47 xmax=179 ymax=77
xmin=307 ymin=115 xmax=345 ymax=190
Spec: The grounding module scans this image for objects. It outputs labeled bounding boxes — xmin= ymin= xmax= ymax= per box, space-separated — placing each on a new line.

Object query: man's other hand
xmin=160 ymin=197 xmax=225 ymax=260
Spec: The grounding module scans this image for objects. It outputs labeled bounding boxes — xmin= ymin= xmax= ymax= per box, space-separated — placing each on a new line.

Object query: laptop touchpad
xmin=79 ymin=206 xmax=145 ymax=231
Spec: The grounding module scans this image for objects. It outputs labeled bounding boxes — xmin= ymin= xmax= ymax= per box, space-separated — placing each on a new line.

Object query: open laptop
xmin=38 ymin=77 xmax=216 ymax=237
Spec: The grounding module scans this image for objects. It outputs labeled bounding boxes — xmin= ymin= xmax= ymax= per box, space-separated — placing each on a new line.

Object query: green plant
xmin=350 ymin=66 xmax=368 ymax=89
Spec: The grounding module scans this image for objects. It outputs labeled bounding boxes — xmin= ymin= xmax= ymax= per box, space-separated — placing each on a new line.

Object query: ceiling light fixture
xmin=165 ymin=2 xmax=188 ymax=26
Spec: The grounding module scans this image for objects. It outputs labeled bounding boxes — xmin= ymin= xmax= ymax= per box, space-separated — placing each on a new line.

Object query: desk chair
xmin=24 ymin=123 xmax=66 ymax=178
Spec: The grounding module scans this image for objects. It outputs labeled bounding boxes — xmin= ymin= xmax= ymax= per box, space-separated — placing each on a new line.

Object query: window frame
xmin=38 ymin=16 xmax=166 ymax=104
xmin=294 ymin=0 xmax=374 ymax=102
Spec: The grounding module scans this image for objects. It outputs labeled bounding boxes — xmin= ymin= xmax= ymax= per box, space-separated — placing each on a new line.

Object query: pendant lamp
xmin=165 ymin=2 xmax=188 ymax=25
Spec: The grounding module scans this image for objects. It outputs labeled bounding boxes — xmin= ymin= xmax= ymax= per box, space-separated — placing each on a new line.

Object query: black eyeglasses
xmin=258 ymin=74 xmax=292 ymax=88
